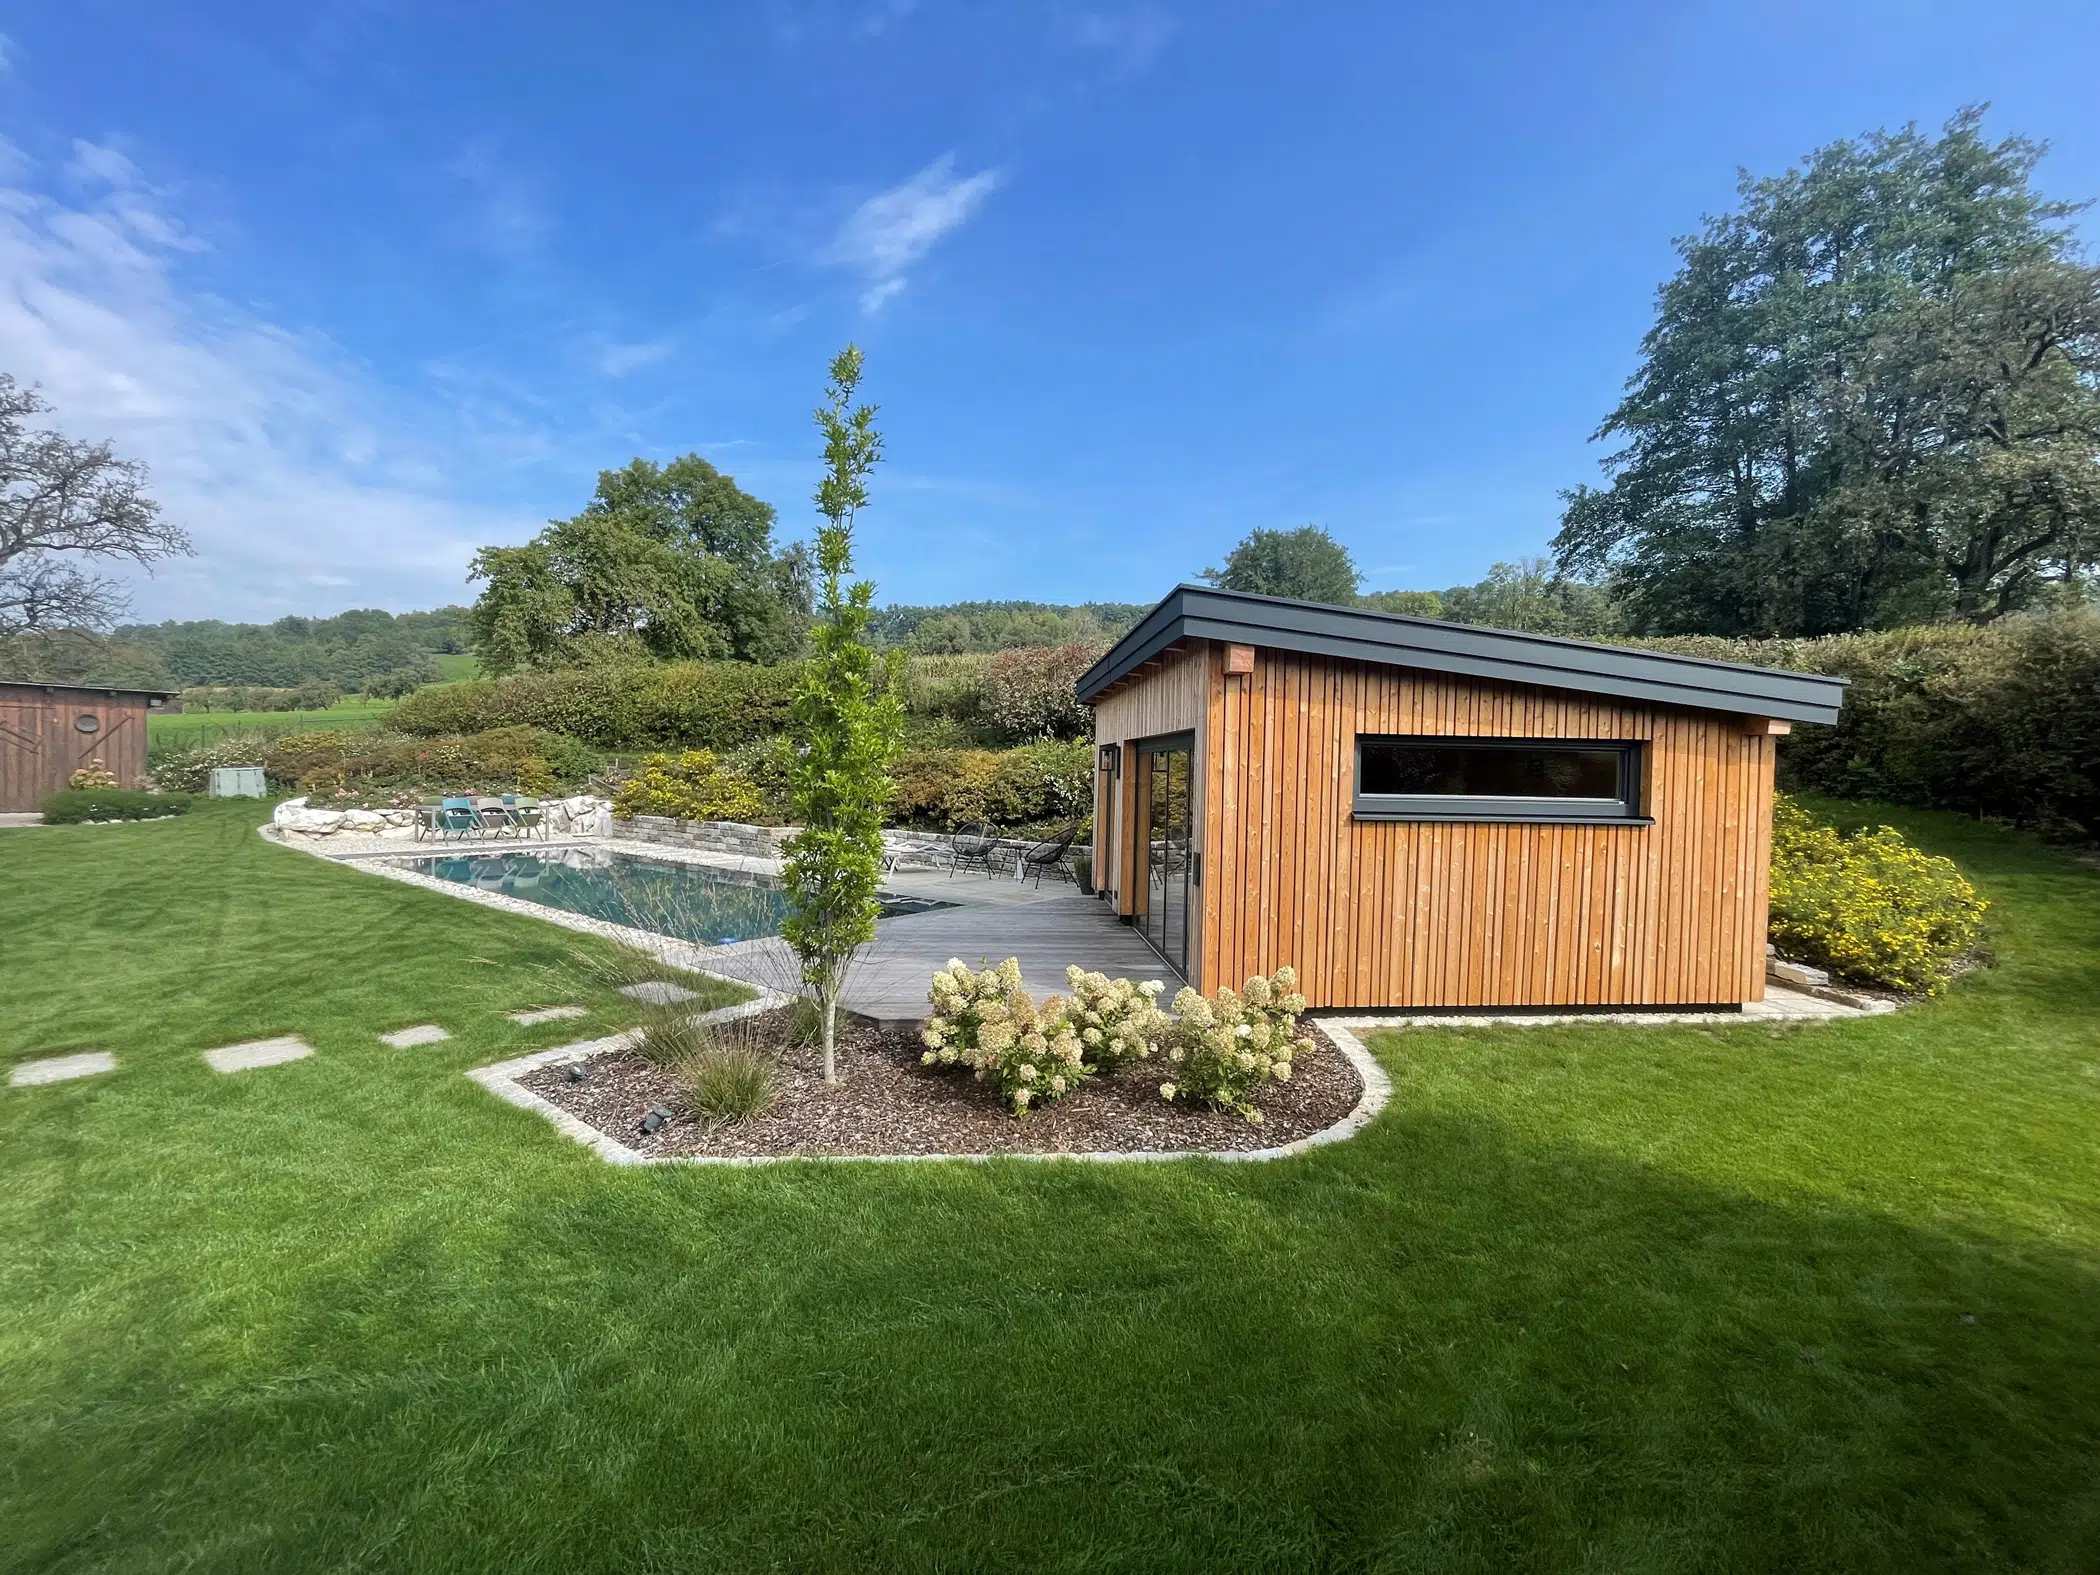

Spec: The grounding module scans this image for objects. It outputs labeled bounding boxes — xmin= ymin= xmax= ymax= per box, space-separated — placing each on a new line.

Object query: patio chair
xmin=949 ymin=822 xmax=999 ymax=879
xmin=436 ymin=797 xmax=482 ymax=840
xmin=504 ymin=795 xmax=547 ymax=841
xmin=473 ymin=796 xmax=515 ymax=838
xmin=1020 ymin=823 xmax=1082 ymax=887
xmin=412 ymin=803 xmax=443 ymax=842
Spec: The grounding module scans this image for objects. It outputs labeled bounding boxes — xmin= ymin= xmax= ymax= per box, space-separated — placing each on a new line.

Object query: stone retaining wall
xmin=616 ymin=816 xmax=796 ymax=858
xmin=271 ymin=794 xmax=612 ymax=841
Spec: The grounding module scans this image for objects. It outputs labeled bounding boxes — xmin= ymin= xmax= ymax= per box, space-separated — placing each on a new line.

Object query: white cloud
xmin=596 ymin=338 xmax=672 ymax=377
xmin=1070 ymin=9 xmax=1175 ymax=73
xmin=0 ymin=144 xmax=539 ymax=619
xmin=445 ymin=139 xmax=548 ymax=256
xmin=821 ymin=154 xmax=1001 ymax=312
xmin=0 ymin=34 xmax=15 ymax=74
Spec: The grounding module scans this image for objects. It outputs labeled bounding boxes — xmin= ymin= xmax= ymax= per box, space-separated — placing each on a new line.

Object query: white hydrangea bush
xmin=922 ymin=957 xmax=1088 ymax=1117
xmin=1156 ymin=965 xmax=1311 ymax=1124
xmin=1062 ymin=966 xmax=1169 ymax=1070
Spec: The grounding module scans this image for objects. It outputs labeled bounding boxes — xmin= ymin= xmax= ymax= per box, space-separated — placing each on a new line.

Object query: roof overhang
xmin=1076 ymin=585 xmax=1848 ymax=726
xmin=0 ymin=681 xmax=182 ymax=701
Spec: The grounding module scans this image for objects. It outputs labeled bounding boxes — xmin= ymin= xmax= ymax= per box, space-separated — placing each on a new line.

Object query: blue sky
xmin=1 ymin=1 xmax=2096 ymax=622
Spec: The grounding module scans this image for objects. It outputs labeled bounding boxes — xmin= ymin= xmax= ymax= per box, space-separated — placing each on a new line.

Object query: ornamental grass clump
xmin=1768 ymin=794 xmax=1986 ymax=994
xmin=1063 ymin=965 xmax=1168 ymax=1070
xmin=1158 ymin=965 xmax=1311 ymax=1125
xmin=922 ymin=957 xmax=1087 ymax=1117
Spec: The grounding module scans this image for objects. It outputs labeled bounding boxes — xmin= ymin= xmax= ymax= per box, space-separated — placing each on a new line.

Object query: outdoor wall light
xmin=564 ymin=1063 xmax=589 ymax=1085
xmin=639 ymin=1102 xmax=673 ymax=1135
xmin=1099 ymin=743 xmax=1121 ymax=777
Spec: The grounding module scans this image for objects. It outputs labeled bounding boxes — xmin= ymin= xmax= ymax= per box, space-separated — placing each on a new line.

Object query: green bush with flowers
xmin=1767 ymin=794 xmax=1986 ymax=994
xmin=611 ymin=750 xmax=766 ymax=824
xmin=921 ymin=958 xmax=1089 ymax=1116
xmin=1062 ymin=965 xmax=1169 ymax=1069
xmin=1157 ymin=965 xmax=1310 ymax=1124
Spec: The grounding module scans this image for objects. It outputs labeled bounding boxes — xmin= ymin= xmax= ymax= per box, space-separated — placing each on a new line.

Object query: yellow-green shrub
xmin=1767 ymin=794 xmax=1986 ymax=994
xmin=612 ymin=750 xmax=765 ymax=823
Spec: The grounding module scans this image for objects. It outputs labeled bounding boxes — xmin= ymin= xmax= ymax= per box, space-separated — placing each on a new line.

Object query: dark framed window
xmin=1353 ymin=735 xmax=1647 ymax=824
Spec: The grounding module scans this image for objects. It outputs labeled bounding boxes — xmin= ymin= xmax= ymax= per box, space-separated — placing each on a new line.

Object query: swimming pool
xmin=395 ymin=849 xmax=950 ymax=945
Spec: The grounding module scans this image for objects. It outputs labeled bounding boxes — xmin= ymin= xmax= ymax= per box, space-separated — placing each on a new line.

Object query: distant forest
xmin=0 ymin=607 xmax=474 ymax=691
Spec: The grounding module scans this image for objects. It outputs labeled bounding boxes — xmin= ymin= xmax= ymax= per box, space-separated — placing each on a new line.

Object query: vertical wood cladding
xmin=1091 ymin=642 xmax=1776 ymax=1008
xmin=0 ymin=686 xmax=157 ymax=812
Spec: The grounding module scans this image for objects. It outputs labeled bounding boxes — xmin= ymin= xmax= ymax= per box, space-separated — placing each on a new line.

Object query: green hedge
xmin=890 ymin=739 xmax=1094 ymax=832
xmin=41 ymin=788 xmax=192 ymax=823
xmin=1642 ymin=608 xmax=2100 ymax=841
xmin=388 ymin=662 xmax=799 ymax=751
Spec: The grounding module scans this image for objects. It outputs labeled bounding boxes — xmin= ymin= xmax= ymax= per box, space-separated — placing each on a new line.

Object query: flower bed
xmin=515 ymin=1006 xmax=1365 ymax=1159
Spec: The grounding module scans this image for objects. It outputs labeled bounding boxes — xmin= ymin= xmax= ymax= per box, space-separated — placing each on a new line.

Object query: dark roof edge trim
xmin=0 ymin=681 xmax=183 ymax=699
xmin=1076 ymin=585 xmax=1848 ymax=725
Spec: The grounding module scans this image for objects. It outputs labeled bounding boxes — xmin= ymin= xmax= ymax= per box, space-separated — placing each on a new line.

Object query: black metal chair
xmin=949 ymin=822 xmax=998 ymax=878
xmin=1021 ymin=824 xmax=1081 ymax=887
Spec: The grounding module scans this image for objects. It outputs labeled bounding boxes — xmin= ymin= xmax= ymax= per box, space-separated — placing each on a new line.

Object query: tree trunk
xmin=822 ymin=987 xmax=839 ymax=1083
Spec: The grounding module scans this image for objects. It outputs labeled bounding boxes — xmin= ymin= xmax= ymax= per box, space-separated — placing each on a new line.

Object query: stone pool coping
xmin=464 ymin=998 xmax=1395 ymax=1169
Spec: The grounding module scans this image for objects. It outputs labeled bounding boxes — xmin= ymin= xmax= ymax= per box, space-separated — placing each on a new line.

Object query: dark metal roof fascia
xmin=1076 ymin=585 xmax=1848 ymax=725
xmin=0 ymin=681 xmax=183 ymax=700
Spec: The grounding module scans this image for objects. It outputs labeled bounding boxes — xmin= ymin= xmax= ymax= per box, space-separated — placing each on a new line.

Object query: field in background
xmin=147 ymin=699 xmax=400 ymax=759
xmin=430 ymin=653 xmax=480 ymax=682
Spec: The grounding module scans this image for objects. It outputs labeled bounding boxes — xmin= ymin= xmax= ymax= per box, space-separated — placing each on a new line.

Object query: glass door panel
xmin=1137 ymin=738 xmax=1193 ymax=978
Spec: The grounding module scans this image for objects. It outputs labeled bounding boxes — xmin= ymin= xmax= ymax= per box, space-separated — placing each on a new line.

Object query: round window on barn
xmin=74 ymin=713 xmax=101 ymax=734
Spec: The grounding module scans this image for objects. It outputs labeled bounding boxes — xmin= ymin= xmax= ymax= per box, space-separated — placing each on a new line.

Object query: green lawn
xmin=3 ymin=800 xmax=2096 ymax=1571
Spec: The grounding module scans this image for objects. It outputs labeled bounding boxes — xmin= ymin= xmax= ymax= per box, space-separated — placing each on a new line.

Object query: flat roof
xmin=0 ymin=680 xmax=181 ymax=700
xmin=1075 ymin=584 xmax=1848 ymax=725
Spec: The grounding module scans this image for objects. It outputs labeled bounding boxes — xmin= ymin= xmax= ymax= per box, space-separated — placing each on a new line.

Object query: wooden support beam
xmin=1740 ymin=716 xmax=1792 ymax=736
xmin=1223 ymin=643 xmax=1255 ymax=675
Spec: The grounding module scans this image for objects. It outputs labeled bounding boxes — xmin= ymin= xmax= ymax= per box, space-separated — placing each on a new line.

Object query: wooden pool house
xmin=1077 ymin=586 xmax=1848 ymax=1011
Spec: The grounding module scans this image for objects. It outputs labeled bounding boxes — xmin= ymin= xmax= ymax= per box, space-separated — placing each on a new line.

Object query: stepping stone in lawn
xmin=380 ymin=1024 xmax=451 ymax=1049
xmin=10 ymin=1051 xmax=117 ymax=1087
xmin=507 ymin=1005 xmax=588 ymax=1026
xmin=618 ymin=981 xmax=697 ymax=1005
xmin=203 ymin=1036 xmax=314 ymax=1074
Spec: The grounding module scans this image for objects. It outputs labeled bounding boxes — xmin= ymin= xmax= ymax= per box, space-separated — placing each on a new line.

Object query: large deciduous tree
xmin=1555 ymin=109 xmax=2100 ymax=636
xmin=466 ymin=455 xmax=809 ymax=673
xmin=0 ymin=377 xmax=190 ymax=636
xmin=781 ymin=346 xmax=903 ymax=1082
xmin=1201 ymin=525 xmax=1361 ymax=604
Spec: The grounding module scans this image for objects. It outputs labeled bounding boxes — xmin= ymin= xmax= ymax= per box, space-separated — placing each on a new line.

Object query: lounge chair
xmin=1021 ymin=824 xmax=1081 ymax=887
xmin=504 ymin=795 xmax=547 ymax=841
xmin=949 ymin=822 xmax=999 ymax=878
xmin=473 ymin=796 xmax=515 ymax=838
xmin=436 ymin=797 xmax=482 ymax=840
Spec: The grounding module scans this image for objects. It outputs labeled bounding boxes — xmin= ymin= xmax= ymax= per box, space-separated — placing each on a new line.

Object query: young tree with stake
xmin=781 ymin=346 xmax=904 ymax=1081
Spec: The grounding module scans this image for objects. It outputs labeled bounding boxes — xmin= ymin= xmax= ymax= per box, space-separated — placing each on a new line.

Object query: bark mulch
xmin=518 ymin=1011 xmax=1365 ymax=1159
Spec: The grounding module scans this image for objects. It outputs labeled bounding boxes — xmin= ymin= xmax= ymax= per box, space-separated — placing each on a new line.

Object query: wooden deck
xmin=703 ymin=880 xmax=1181 ymax=1029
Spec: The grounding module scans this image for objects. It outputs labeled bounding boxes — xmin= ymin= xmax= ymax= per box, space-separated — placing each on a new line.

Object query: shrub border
xmin=464 ymin=1015 xmax=1393 ymax=1168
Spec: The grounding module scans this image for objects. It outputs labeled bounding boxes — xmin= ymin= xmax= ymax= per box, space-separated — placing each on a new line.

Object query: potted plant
xmin=1073 ymin=848 xmax=1094 ymax=896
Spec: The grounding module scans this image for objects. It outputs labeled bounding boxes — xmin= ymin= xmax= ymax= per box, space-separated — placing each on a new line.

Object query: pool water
xmin=397 ymin=849 xmax=950 ymax=945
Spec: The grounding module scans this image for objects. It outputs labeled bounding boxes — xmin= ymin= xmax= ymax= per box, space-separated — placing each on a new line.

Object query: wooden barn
xmin=1078 ymin=586 xmax=1849 ymax=1010
xmin=0 ymin=682 xmax=177 ymax=812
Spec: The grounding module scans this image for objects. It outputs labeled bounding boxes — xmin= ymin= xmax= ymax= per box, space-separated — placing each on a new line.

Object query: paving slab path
xmin=380 ymin=1024 xmax=451 ymax=1048
xmin=10 ymin=1052 xmax=117 ymax=1086
xmin=203 ymin=1036 xmax=314 ymax=1073
xmin=508 ymin=1005 xmax=588 ymax=1026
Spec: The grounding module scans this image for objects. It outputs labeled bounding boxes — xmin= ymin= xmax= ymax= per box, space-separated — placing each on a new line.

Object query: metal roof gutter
xmin=1075 ymin=585 xmax=1848 ymax=725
